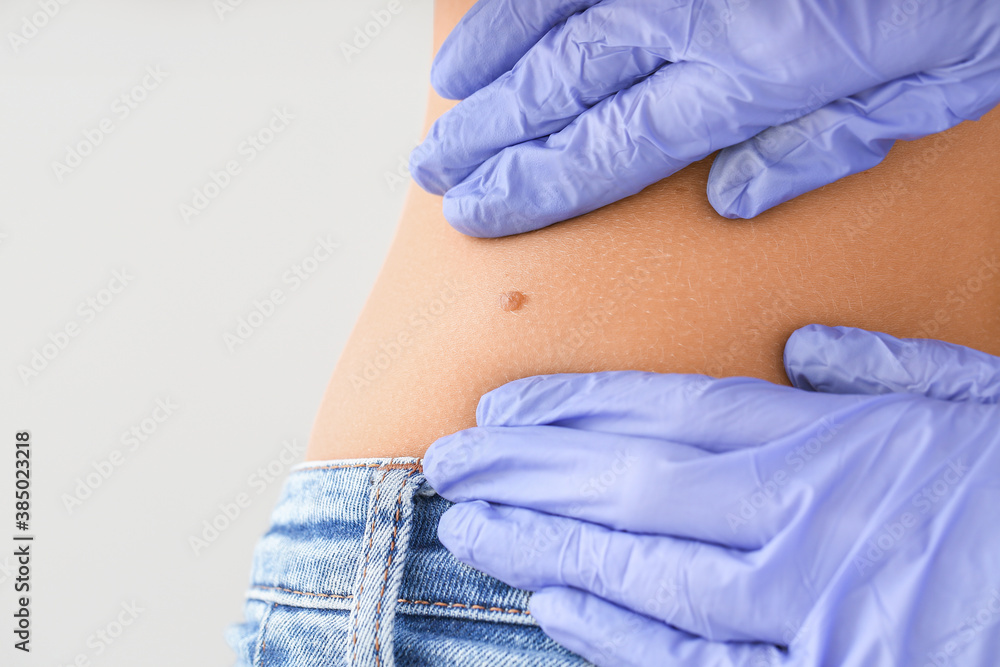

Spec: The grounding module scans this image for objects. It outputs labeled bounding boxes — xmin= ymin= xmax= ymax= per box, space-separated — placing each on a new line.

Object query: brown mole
xmin=499 ymin=290 xmax=526 ymax=312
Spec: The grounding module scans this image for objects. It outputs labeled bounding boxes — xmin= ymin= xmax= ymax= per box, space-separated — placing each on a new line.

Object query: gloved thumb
xmin=707 ymin=73 xmax=988 ymax=219
xmin=783 ymin=324 xmax=1000 ymax=405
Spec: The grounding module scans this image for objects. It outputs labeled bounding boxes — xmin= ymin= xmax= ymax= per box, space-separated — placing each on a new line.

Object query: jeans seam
xmin=397 ymin=598 xmax=531 ymax=615
xmin=351 ymin=469 xmax=389 ymax=664
xmin=252 ymin=585 xmax=353 ymax=601
xmin=256 ymin=602 xmax=277 ymax=667
xmin=294 ymin=462 xmax=422 ymax=475
xmin=374 ymin=470 xmax=420 ymax=667
xmin=248 ymin=586 xmax=532 ymax=616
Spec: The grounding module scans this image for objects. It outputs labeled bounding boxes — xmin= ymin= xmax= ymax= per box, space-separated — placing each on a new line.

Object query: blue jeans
xmin=227 ymin=458 xmax=589 ymax=666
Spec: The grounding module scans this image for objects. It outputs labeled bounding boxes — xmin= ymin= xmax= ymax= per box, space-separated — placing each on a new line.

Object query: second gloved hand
xmin=423 ymin=325 xmax=1000 ymax=665
xmin=411 ymin=0 xmax=1000 ymax=236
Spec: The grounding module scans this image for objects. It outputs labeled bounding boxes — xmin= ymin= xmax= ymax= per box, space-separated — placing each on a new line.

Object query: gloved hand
xmin=423 ymin=324 xmax=1000 ymax=665
xmin=410 ymin=0 xmax=1000 ymax=237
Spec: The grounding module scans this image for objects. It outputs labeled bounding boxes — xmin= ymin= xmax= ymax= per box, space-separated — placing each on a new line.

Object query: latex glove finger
xmin=439 ymin=501 xmax=798 ymax=643
xmin=425 ymin=420 xmax=836 ymax=549
xmin=529 ymin=587 xmax=785 ymax=667
xmin=412 ymin=0 xmax=675 ymax=196
xmin=475 ymin=371 xmax=866 ymax=451
xmin=784 ymin=324 xmax=1000 ymax=404
xmin=435 ymin=58 xmax=791 ymax=237
xmin=708 ymin=70 xmax=1000 ymax=219
xmin=431 ymin=0 xmax=602 ymax=100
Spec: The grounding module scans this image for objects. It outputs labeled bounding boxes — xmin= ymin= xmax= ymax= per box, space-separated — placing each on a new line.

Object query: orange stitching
xmin=397 ymin=598 xmax=531 ymax=616
xmin=351 ymin=469 xmax=388 ymax=664
xmin=252 ymin=585 xmax=352 ymax=601
xmin=373 ymin=469 xmax=419 ymax=667
xmin=258 ymin=602 xmax=277 ymax=667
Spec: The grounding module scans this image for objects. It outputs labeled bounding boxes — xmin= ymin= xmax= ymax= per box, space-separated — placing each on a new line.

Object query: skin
xmin=306 ymin=0 xmax=1000 ymax=461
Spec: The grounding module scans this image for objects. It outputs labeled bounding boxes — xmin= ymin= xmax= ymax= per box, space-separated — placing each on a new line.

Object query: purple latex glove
xmin=423 ymin=325 xmax=1000 ymax=665
xmin=411 ymin=0 xmax=1000 ymax=236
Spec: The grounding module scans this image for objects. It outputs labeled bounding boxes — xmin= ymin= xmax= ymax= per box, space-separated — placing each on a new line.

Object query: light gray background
xmin=0 ymin=0 xmax=433 ymax=664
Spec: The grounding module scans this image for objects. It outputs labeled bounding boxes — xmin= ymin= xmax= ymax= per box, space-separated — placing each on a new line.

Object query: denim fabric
xmin=227 ymin=458 xmax=590 ymax=666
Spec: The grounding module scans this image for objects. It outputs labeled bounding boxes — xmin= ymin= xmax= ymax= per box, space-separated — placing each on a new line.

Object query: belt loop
xmin=347 ymin=464 xmax=424 ymax=667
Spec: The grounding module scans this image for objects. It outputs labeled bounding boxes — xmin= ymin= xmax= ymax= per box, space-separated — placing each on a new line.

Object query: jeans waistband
xmin=245 ymin=457 xmax=536 ymax=634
